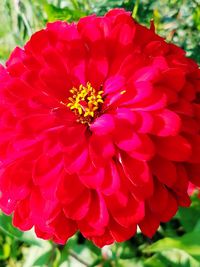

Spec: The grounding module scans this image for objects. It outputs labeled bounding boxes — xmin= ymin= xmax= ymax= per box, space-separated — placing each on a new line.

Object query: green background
xmin=0 ymin=0 xmax=200 ymax=266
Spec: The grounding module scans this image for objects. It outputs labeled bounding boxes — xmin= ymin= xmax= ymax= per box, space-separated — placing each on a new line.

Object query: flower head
xmin=0 ymin=9 xmax=200 ymax=247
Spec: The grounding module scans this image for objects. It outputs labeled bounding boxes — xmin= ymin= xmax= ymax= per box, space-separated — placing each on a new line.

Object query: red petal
xmin=187 ymin=135 xmax=200 ymax=163
xmin=111 ymin=195 xmax=144 ymax=227
xmin=33 ymin=154 xmax=62 ymax=187
xmin=155 ymin=135 xmax=192 ymax=161
xmin=56 ymin=173 xmax=85 ymax=204
xmin=122 ymin=155 xmax=152 ymax=186
xmin=159 ymin=192 xmax=178 ymax=222
xmin=148 ymin=180 xmax=169 ymax=215
xmin=101 ymin=162 xmax=120 ymax=195
xmin=78 ymin=192 xmax=109 ymax=235
xmin=159 ymin=68 xmax=185 ymax=92
xmin=139 ymin=207 xmax=160 ymax=238
xmin=63 ymin=189 xmax=91 ymax=220
xmin=150 ymin=156 xmax=177 ymax=187
xmin=89 ymin=134 xmax=115 ymax=167
xmin=104 ymin=75 xmax=125 ymax=95
xmin=64 ymin=142 xmax=89 ymax=173
xmin=50 ymin=211 xmax=77 ymax=245
xmin=116 ymin=132 xmax=155 ymax=160
xmin=91 ymin=229 xmax=114 ymax=248
xmin=13 ymin=198 xmax=33 ymax=231
xmin=110 ymin=219 xmax=137 ymax=242
xmin=90 ymin=114 xmax=115 ymax=135
xmin=187 ymin=164 xmax=200 ymax=187
xmin=79 ymin=167 xmax=105 ymax=189
xmin=17 ymin=114 xmax=56 ymax=135
xmin=151 ymin=109 xmax=181 ymax=136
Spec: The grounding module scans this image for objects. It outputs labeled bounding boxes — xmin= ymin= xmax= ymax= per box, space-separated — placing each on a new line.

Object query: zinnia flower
xmin=0 ymin=9 xmax=200 ymax=247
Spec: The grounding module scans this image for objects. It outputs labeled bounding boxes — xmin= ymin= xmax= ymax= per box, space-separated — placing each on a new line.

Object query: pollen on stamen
xmin=120 ymin=90 xmax=126 ymax=95
xmin=67 ymin=82 xmax=104 ymax=124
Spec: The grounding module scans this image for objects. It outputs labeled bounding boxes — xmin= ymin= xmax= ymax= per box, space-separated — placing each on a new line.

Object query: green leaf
xmin=119 ymin=243 xmax=136 ymax=259
xmin=22 ymin=243 xmax=52 ymax=267
xmin=144 ymin=249 xmax=200 ymax=267
xmin=177 ymin=193 xmax=200 ymax=232
xmin=0 ymin=212 xmax=41 ymax=246
xmin=144 ymin=232 xmax=200 ymax=261
xmin=118 ymin=259 xmax=144 ymax=267
xmin=90 ymin=258 xmax=102 ymax=267
xmin=0 ymin=243 xmax=10 ymax=260
xmin=32 ymin=250 xmax=55 ymax=267
xmin=44 ymin=3 xmax=86 ymax=22
xmin=103 ymin=261 xmax=113 ymax=267
xmin=144 ymin=255 xmax=167 ymax=267
xmin=85 ymin=240 xmax=101 ymax=256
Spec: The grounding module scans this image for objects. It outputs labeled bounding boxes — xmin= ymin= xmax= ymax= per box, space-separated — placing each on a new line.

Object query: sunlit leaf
xmin=144 ymin=232 xmax=200 ymax=261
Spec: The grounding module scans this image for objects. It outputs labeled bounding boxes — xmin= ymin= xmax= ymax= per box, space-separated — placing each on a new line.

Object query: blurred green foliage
xmin=0 ymin=0 xmax=200 ymax=266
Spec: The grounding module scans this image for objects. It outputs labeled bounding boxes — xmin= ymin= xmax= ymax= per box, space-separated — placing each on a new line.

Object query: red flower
xmin=0 ymin=9 xmax=200 ymax=247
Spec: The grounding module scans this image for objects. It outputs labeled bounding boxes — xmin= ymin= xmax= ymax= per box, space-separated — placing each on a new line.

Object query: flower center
xmin=67 ymin=82 xmax=104 ymax=124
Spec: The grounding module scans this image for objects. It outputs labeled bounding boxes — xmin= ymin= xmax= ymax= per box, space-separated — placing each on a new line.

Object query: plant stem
xmin=68 ymin=249 xmax=90 ymax=266
xmin=132 ymin=0 xmax=140 ymax=19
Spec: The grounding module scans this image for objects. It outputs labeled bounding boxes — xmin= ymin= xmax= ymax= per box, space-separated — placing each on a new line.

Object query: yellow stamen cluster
xmin=67 ymin=82 xmax=104 ymax=123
